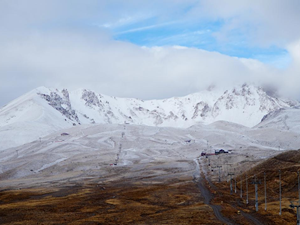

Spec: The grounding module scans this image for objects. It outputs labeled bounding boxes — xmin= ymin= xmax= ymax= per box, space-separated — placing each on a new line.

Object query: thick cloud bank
xmin=1 ymin=0 xmax=300 ymax=106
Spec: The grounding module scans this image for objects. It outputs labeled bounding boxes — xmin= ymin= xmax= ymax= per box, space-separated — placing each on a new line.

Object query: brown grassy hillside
xmin=211 ymin=149 xmax=300 ymax=224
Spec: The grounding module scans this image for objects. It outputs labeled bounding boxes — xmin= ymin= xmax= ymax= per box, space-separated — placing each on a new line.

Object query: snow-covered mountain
xmin=0 ymin=84 xmax=297 ymax=150
xmin=255 ymin=105 xmax=300 ymax=133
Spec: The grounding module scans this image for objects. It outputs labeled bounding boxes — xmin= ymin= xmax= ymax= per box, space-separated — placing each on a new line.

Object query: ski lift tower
xmin=251 ymin=175 xmax=261 ymax=212
xmin=228 ymin=172 xmax=235 ymax=194
xmin=290 ymin=201 xmax=300 ymax=225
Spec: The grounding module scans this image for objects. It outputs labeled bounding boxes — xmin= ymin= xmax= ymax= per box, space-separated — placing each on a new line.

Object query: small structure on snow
xmin=215 ymin=149 xmax=229 ymax=155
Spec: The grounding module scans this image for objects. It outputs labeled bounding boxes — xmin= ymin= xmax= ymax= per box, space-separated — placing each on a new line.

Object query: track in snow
xmin=114 ymin=126 xmax=126 ymax=165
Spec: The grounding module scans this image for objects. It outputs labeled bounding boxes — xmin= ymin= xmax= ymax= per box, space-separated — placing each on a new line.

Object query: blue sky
xmin=112 ymin=19 xmax=291 ymax=69
xmin=1 ymin=0 xmax=300 ymax=106
xmin=95 ymin=1 xmax=295 ymax=69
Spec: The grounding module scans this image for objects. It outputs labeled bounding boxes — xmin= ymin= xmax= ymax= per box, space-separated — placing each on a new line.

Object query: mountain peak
xmin=0 ymin=83 xmax=298 ymax=150
xmin=3 ymin=84 xmax=298 ymax=128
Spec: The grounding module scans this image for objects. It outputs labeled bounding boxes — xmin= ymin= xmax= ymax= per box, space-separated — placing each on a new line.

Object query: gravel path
xmin=194 ymin=159 xmax=234 ymax=225
xmin=194 ymin=158 xmax=264 ymax=225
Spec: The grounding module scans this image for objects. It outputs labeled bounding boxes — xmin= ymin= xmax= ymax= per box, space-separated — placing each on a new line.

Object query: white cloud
xmin=99 ymin=14 xmax=154 ymax=29
xmin=279 ymin=39 xmax=300 ymax=98
xmin=192 ymin=0 xmax=300 ymax=47
xmin=116 ymin=21 xmax=179 ymax=34
xmin=0 ymin=31 xmax=277 ymax=105
xmin=1 ymin=0 xmax=300 ymax=106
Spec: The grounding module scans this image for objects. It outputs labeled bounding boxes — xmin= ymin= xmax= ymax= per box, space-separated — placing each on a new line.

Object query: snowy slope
xmin=67 ymin=84 xmax=295 ymax=128
xmin=1 ymin=122 xmax=299 ymax=185
xmin=68 ymin=84 xmax=298 ymax=127
xmin=255 ymin=105 xmax=300 ymax=133
xmin=0 ymin=87 xmax=78 ymax=149
xmin=0 ymin=84 xmax=297 ymax=150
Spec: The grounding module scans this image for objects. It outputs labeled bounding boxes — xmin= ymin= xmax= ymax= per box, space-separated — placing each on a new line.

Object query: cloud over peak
xmin=1 ymin=0 xmax=300 ymax=106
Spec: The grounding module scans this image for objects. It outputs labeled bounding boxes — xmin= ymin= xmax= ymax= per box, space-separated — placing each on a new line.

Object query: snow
xmin=0 ymin=120 xmax=297 ymax=188
xmin=0 ymin=86 xmax=300 ymax=189
xmin=36 ymin=158 xmax=67 ymax=172
xmin=0 ymin=84 xmax=298 ymax=151
xmin=255 ymin=105 xmax=300 ymax=133
xmin=70 ymin=84 xmax=296 ymax=128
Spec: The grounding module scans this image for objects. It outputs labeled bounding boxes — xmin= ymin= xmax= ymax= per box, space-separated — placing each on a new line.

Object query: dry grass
xmin=209 ymin=149 xmax=300 ymax=225
xmin=0 ymin=177 xmax=222 ymax=225
xmin=3 ymin=150 xmax=300 ymax=224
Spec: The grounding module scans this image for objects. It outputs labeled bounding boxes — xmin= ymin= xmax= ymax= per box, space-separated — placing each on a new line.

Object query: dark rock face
xmin=38 ymin=90 xmax=80 ymax=123
xmin=192 ymin=102 xmax=210 ymax=119
xmin=82 ymin=90 xmax=102 ymax=108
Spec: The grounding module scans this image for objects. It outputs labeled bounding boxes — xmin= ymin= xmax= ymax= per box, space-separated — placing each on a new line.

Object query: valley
xmin=2 ymin=1 xmax=300 ymax=224
xmin=0 ymin=122 xmax=299 ymax=224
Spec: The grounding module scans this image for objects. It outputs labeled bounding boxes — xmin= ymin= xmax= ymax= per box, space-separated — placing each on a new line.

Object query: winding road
xmin=194 ymin=159 xmax=234 ymax=224
xmin=194 ymin=158 xmax=264 ymax=225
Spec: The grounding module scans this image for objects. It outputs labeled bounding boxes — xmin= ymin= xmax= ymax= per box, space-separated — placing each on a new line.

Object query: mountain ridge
xmin=0 ymin=84 xmax=298 ymax=150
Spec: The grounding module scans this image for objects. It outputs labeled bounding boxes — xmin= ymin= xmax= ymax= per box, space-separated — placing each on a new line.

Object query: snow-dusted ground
xmin=0 ymin=88 xmax=76 ymax=150
xmin=255 ymin=105 xmax=300 ymax=133
xmin=0 ymin=121 xmax=299 ymax=189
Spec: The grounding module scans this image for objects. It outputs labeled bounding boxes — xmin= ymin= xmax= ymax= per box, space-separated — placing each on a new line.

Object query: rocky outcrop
xmin=38 ymin=90 xmax=80 ymax=124
xmin=82 ymin=89 xmax=102 ymax=108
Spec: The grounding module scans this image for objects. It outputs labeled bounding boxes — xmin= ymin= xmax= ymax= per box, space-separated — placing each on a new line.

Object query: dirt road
xmin=194 ymin=159 xmax=235 ymax=224
xmin=194 ymin=158 xmax=264 ymax=225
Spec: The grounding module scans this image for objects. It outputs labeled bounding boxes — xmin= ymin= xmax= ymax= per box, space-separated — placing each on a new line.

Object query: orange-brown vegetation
xmin=210 ymin=149 xmax=300 ymax=225
xmin=0 ymin=177 xmax=221 ymax=225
